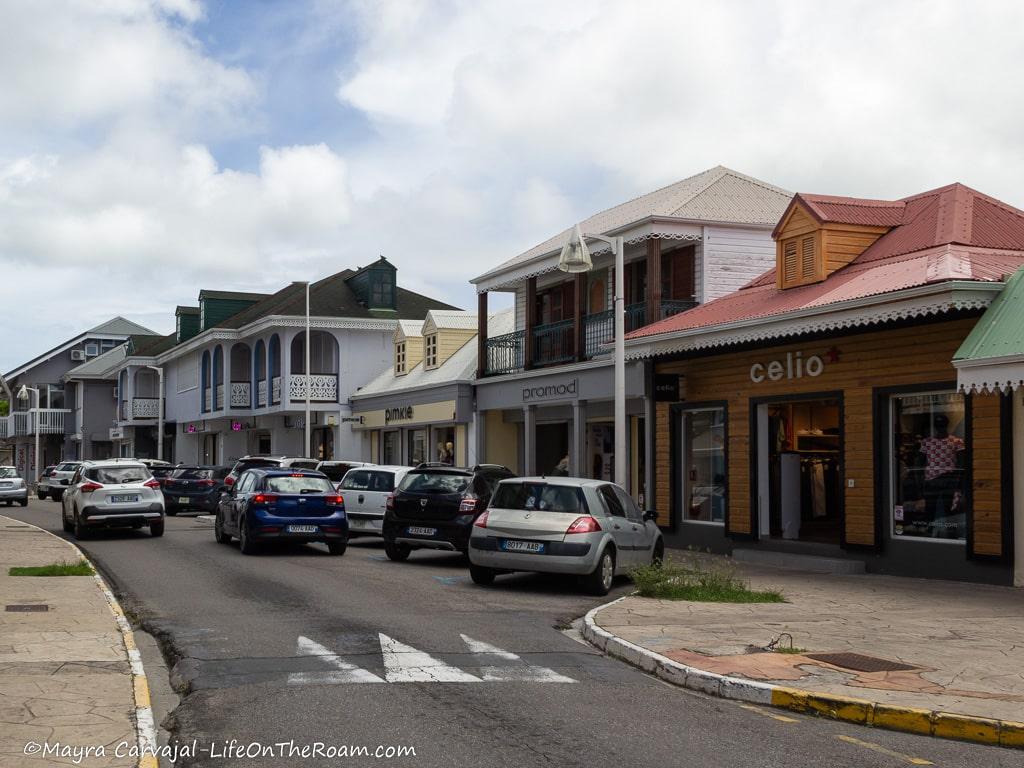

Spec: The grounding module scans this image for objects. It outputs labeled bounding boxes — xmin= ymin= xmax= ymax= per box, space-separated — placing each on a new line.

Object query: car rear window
xmin=266 ymin=476 xmax=335 ymax=494
xmin=56 ymin=462 xmax=79 ymax=471
xmin=238 ymin=459 xmax=280 ymax=471
xmin=491 ymin=482 xmax=587 ymax=514
xmin=286 ymin=460 xmax=320 ymax=470
xmin=87 ymin=466 xmax=151 ymax=484
xmin=173 ymin=467 xmax=214 ymax=480
xmin=397 ymin=471 xmax=470 ymax=494
xmin=340 ymin=470 xmax=395 ymax=492
xmin=0 ymin=467 xmax=17 ymax=478
xmin=318 ymin=464 xmax=357 ymax=482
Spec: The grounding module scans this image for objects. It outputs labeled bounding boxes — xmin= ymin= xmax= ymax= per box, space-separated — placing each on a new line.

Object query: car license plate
xmin=501 ymin=540 xmax=545 ymax=554
xmin=406 ymin=526 xmax=437 ymax=536
xmin=178 ymin=497 xmax=190 ymax=505
xmin=110 ymin=495 xmax=140 ymax=504
xmin=286 ymin=525 xmax=318 ymax=533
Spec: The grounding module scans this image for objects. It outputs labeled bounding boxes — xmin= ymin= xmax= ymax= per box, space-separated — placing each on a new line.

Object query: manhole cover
xmin=6 ymin=604 xmax=49 ymax=612
xmin=806 ymin=652 xmax=916 ymax=672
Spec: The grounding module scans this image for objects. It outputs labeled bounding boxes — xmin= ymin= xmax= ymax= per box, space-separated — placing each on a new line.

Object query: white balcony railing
xmin=0 ymin=415 xmax=11 ymax=439
xmin=257 ymin=380 xmax=268 ymax=407
xmin=288 ymin=374 xmax=338 ymax=402
xmin=131 ymin=398 xmax=160 ymax=419
xmin=216 ymin=384 xmax=224 ymax=410
xmin=204 ymin=389 xmax=212 ymax=412
xmin=272 ymin=376 xmax=281 ymax=404
xmin=230 ymin=382 xmax=250 ymax=408
xmin=8 ymin=409 xmax=71 ymax=436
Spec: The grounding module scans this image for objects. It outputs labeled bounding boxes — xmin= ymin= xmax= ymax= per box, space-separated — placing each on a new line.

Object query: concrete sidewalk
xmin=0 ymin=515 xmax=146 ymax=767
xmin=586 ymin=557 xmax=1024 ymax=747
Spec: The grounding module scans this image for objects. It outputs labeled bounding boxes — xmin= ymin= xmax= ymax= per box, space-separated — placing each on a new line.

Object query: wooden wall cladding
xmin=653 ymin=318 xmax=1004 ymax=554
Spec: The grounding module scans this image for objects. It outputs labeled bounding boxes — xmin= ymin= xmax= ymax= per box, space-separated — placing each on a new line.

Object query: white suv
xmin=61 ymin=459 xmax=165 ymax=540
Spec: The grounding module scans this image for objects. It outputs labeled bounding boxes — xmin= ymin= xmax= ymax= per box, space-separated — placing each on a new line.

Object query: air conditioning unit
xmin=71 ymin=350 xmax=86 ymax=361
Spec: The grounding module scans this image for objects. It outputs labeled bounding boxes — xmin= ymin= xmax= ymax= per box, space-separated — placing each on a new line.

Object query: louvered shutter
xmin=800 ymin=235 xmax=816 ymax=279
xmin=783 ymin=239 xmax=798 ymax=283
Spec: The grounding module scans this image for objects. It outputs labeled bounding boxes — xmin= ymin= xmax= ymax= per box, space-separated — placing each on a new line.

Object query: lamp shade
xmin=557 ymin=224 xmax=593 ymax=273
xmin=16 ymin=385 xmax=28 ymax=401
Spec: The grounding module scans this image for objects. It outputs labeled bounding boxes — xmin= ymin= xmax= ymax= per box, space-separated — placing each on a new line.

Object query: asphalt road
xmin=7 ymin=499 xmax=1018 ymax=768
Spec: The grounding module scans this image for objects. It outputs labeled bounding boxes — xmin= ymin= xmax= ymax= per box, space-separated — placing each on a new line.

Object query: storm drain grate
xmin=806 ymin=652 xmax=916 ymax=672
xmin=6 ymin=604 xmax=49 ymax=612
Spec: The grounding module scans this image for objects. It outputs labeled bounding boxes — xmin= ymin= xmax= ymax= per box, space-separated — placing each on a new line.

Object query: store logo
xmin=385 ymin=406 xmax=414 ymax=424
xmin=750 ymin=351 xmax=825 ymax=383
xmin=522 ymin=379 xmax=577 ymax=402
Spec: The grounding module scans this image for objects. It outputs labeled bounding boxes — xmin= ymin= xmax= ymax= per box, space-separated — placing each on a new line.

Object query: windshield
xmin=266 ymin=476 xmax=335 ymax=494
xmin=491 ymin=482 xmax=587 ymax=514
xmin=86 ymin=466 xmax=151 ymax=484
xmin=397 ymin=472 xmax=470 ymax=495
xmin=0 ymin=467 xmax=17 ymax=478
xmin=173 ymin=467 xmax=213 ymax=480
xmin=340 ymin=470 xmax=396 ymax=492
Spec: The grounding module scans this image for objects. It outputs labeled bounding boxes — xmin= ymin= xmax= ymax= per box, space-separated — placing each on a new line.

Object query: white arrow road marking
xmin=379 ymin=633 xmax=482 ymax=683
xmin=288 ymin=635 xmax=385 ymax=684
xmin=460 ymin=634 xmax=576 ymax=682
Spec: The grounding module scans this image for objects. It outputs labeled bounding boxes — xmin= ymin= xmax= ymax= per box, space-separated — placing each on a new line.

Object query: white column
xmin=571 ymin=400 xmax=586 ymax=477
xmin=523 ymin=405 xmax=536 ymax=476
xmin=223 ymin=346 xmax=232 ymax=411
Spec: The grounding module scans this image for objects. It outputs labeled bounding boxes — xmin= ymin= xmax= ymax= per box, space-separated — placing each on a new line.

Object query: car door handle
xmin=613 ymin=524 xmax=621 ymax=530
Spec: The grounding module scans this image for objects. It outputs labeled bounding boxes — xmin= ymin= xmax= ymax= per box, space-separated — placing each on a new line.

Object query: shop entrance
xmin=536 ymin=422 xmax=569 ymax=476
xmin=757 ymin=396 xmax=843 ymax=544
xmin=201 ymin=433 xmax=218 ymax=465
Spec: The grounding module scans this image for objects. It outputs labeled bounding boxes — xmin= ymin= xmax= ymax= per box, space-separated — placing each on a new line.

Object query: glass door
xmin=679 ymin=407 xmax=726 ymax=524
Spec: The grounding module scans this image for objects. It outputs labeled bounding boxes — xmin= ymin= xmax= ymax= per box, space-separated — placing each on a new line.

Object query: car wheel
xmin=19 ymin=498 xmax=28 ymax=507
xmin=652 ymin=539 xmax=665 ymax=566
xmin=214 ymin=512 xmax=232 ymax=544
xmin=238 ymin=516 xmax=258 ymax=555
xmin=62 ymin=511 xmax=73 ymax=532
xmin=73 ymin=511 xmax=89 ymax=540
xmin=469 ymin=564 xmax=496 ymax=586
xmin=37 ymin=491 xmax=47 ymax=500
xmin=327 ymin=541 xmax=347 ymax=556
xmin=150 ymin=519 xmax=165 ymax=537
xmin=52 ymin=491 xmax=63 ymax=502
xmin=384 ymin=541 xmax=411 ymax=561
xmin=584 ymin=548 xmax=615 ymax=596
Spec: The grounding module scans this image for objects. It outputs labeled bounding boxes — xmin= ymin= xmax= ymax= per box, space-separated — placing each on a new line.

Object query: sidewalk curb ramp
xmin=14 ymin=518 xmax=160 ymax=768
xmin=582 ymin=597 xmax=1024 ymax=750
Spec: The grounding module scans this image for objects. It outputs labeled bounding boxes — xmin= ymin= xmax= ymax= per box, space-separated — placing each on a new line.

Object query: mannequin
xmin=919 ymin=413 xmax=965 ymax=535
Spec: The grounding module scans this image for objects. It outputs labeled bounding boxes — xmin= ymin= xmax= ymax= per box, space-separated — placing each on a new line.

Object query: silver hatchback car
xmin=468 ymin=477 xmax=663 ymax=595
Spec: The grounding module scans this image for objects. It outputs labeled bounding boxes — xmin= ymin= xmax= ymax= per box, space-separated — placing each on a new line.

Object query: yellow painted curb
xmin=133 ymin=676 xmax=152 ymax=709
xmin=932 ymin=712 xmax=1000 ymax=745
xmin=871 ymin=704 xmax=933 ymax=736
xmin=1000 ymin=720 xmax=1024 ymax=749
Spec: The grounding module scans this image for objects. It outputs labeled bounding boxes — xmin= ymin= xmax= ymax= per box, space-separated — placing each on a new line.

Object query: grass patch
xmin=9 ymin=559 xmax=94 ymax=577
xmin=631 ymin=555 xmax=784 ymax=603
xmin=773 ymin=646 xmax=807 ymax=654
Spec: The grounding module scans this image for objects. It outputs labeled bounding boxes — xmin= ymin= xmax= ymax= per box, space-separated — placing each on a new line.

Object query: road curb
xmin=8 ymin=516 xmax=160 ymax=768
xmin=581 ymin=597 xmax=1023 ymax=750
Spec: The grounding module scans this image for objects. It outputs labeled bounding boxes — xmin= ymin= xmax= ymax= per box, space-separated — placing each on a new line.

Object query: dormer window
xmin=780 ymin=234 xmax=819 ymax=287
xmin=372 ymin=271 xmax=394 ymax=308
xmin=425 ymin=334 xmax=438 ymax=368
xmin=395 ymin=341 xmax=407 ymax=375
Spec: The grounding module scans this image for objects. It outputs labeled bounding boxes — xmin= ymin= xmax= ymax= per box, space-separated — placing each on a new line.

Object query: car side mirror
xmin=643 ymin=510 xmax=658 ymax=522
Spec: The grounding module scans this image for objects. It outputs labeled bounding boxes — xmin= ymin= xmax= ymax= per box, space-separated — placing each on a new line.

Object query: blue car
xmin=214 ymin=468 xmax=348 ymax=555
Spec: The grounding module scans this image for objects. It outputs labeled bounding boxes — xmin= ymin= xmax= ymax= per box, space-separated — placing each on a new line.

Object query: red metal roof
xmin=630 ymin=183 xmax=1024 ymax=341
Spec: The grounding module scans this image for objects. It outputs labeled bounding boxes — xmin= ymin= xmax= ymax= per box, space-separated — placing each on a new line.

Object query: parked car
xmin=338 ymin=465 xmax=410 ymax=537
xmin=47 ymin=461 xmax=83 ymax=502
xmin=0 ymin=466 xmax=29 ymax=507
xmin=224 ymin=456 xmax=320 ymax=488
xmin=316 ymin=460 xmax=374 ymax=490
xmin=381 ymin=464 xmax=513 ymax=561
xmin=162 ymin=465 xmax=230 ymax=515
xmin=61 ymin=460 xmax=165 ymax=539
xmin=214 ymin=468 xmax=347 ymax=555
xmin=148 ymin=463 xmax=180 ymax=486
xmin=467 ymin=477 xmax=663 ymax=595
xmin=36 ymin=465 xmax=57 ymax=499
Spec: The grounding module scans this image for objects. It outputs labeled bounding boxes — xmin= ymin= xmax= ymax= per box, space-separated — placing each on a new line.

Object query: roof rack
xmin=472 ymin=464 xmax=511 ymax=472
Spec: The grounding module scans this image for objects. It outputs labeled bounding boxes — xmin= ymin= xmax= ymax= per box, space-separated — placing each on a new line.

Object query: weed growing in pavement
xmin=772 ymin=646 xmax=807 ymax=654
xmin=9 ymin=559 xmax=94 ymax=577
xmin=630 ymin=554 xmax=784 ymax=603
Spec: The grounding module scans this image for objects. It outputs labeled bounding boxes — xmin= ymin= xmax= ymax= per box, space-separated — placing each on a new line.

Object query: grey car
xmin=468 ymin=477 xmax=663 ymax=595
xmin=0 ymin=466 xmax=29 ymax=507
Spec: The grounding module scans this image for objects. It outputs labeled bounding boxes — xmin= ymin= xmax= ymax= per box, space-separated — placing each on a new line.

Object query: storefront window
xmin=434 ymin=426 xmax=455 ymax=465
xmin=681 ymin=407 xmax=726 ymax=523
xmin=891 ymin=392 xmax=967 ymax=541
xmin=588 ymin=423 xmax=614 ymax=481
xmin=408 ymin=428 xmax=427 ymax=466
xmin=382 ymin=431 xmax=400 ymax=465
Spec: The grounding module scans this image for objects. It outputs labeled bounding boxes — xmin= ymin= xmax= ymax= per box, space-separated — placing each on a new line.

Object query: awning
xmin=954 ymin=267 xmax=1024 ymax=393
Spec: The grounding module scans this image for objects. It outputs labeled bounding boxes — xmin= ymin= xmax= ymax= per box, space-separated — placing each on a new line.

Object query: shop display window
xmin=680 ymin=407 xmax=726 ymax=523
xmin=890 ymin=392 xmax=967 ymax=541
xmin=433 ymin=426 xmax=456 ymax=465
xmin=382 ymin=431 xmax=400 ymax=465
xmin=408 ymin=428 xmax=427 ymax=466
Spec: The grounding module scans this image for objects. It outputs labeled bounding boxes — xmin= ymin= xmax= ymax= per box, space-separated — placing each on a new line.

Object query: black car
xmin=382 ymin=464 xmax=513 ymax=561
xmin=162 ymin=465 xmax=230 ymax=515
xmin=214 ymin=468 xmax=348 ymax=555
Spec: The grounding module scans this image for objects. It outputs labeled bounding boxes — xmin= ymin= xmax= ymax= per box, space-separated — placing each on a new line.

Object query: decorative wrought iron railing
xmin=131 ymin=398 xmax=160 ymax=419
xmin=257 ymin=380 xmax=268 ymax=407
xmin=272 ymin=376 xmax=281 ymax=405
xmin=660 ymin=299 xmax=698 ymax=319
xmin=533 ymin=319 xmax=575 ymax=366
xmin=288 ymin=374 xmax=338 ymax=402
xmin=203 ymin=389 xmax=212 ymax=413
xmin=484 ymin=331 xmax=526 ymax=376
xmin=230 ymin=382 xmax=250 ymax=408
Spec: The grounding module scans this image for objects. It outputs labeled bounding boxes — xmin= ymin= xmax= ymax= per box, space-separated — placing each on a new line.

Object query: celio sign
xmin=750 ymin=350 xmax=825 ymax=383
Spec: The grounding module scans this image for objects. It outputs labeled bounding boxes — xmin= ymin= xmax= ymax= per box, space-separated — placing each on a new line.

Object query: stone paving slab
xmin=0 ymin=516 xmax=136 ymax=767
xmin=594 ymin=558 xmax=1024 ymax=724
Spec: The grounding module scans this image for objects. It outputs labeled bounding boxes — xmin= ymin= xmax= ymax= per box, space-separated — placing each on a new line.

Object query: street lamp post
xmin=304 ymin=281 xmax=311 ymax=459
xmin=145 ymin=366 xmax=164 ymax=462
xmin=557 ymin=225 xmax=628 ymax=489
xmin=16 ymin=385 xmax=41 ymax=489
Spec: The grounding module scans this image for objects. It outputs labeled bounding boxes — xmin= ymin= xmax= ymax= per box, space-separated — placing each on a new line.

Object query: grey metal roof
xmin=87 ymin=316 xmax=158 ymax=336
xmin=64 ymin=345 xmax=127 ymax=379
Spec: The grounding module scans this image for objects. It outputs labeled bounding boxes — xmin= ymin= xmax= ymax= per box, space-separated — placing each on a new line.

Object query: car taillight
xmin=385 ymin=494 xmax=394 ymax=511
xmin=473 ymin=510 xmax=489 ymax=528
xmin=326 ymin=495 xmax=344 ymax=506
xmin=224 ymin=475 xmax=235 ymax=486
xmin=459 ymin=497 xmax=479 ymax=513
xmin=143 ymin=479 xmax=161 ymax=489
xmin=80 ymin=482 xmax=102 ymax=493
xmin=198 ymin=479 xmax=216 ymax=486
xmin=566 ymin=516 xmax=601 ymax=534
xmin=252 ymin=494 xmax=277 ymax=505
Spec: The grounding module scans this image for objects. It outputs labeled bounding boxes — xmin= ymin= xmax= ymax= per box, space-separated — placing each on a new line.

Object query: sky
xmin=2 ymin=0 xmax=1024 ymax=372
